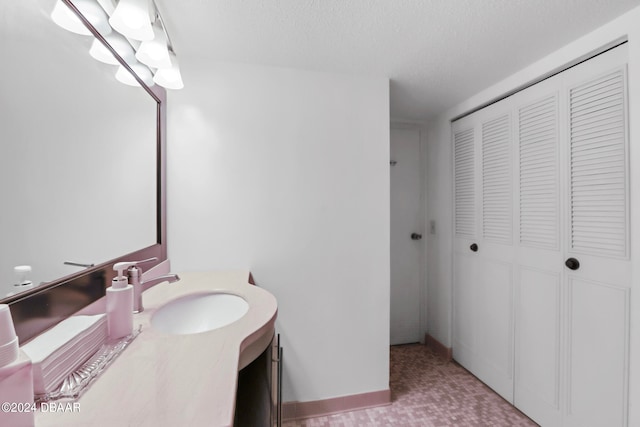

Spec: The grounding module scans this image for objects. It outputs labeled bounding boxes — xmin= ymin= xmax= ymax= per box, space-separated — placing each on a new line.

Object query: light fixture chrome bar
xmin=151 ymin=0 xmax=176 ymax=54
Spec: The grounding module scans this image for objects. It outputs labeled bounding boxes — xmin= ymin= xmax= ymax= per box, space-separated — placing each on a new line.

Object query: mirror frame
xmin=5 ymin=0 xmax=167 ymax=342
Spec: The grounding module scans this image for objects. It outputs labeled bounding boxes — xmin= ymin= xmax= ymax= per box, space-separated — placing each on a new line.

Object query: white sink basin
xmin=151 ymin=292 xmax=249 ymax=335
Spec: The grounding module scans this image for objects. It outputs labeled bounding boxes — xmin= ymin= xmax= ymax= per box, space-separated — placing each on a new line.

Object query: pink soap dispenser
xmin=106 ymin=263 xmax=134 ymax=340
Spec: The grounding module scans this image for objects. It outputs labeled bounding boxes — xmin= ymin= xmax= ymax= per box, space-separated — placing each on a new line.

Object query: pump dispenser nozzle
xmin=112 ymin=263 xmax=130 ymax=289
xmin=112 ymin=258 xmax=157 ymax=289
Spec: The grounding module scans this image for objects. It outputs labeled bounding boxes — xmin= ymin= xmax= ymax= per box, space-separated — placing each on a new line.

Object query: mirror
xmin=0 ymin=0 xmax=162 ymax=301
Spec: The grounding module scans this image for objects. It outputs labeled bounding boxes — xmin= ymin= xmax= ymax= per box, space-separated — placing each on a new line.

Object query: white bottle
xmin=106 ymin=264 xmax=134 ymax=340
xmin=0 ymin=350 xmax=34 ymax=427
xmin=0 ymin=305 xmax=34 ymax=426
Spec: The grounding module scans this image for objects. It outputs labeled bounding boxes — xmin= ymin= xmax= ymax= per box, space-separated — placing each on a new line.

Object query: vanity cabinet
xmin=234 ymin=333 xmax=282 ymax=427
xmin=452 ymin=44 xmax=631 ymax=426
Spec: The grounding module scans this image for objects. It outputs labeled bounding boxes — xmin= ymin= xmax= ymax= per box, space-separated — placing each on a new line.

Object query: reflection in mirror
xmin=0 ymin=0 xmax=157 ymax=299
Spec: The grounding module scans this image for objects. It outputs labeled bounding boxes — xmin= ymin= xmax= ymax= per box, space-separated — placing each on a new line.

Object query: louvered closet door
xmin=453 ymin=44 xmax=630 ymax=427
xmin=452 ymin=120 xmax=481 ymax=375
xmin=475 ymin=105 xmax=516 ymax=402
xmin=512 ymin=77 xmax=565 ymax=427
xmin=513 ymin=45 xmax=630 ymax=427
xmin=453 ymin=102 xmax=515 ymax=402
xmin=561 ymin=45 xmax=630 ymax=427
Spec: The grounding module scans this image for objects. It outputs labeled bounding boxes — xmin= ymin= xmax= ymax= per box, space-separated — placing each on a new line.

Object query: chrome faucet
xmin=121 ymin=258 xmax=181 ymax=313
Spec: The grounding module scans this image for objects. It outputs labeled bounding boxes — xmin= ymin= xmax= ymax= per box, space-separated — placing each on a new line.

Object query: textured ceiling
xmin=156 ymin=0 xmax=640 ymax=121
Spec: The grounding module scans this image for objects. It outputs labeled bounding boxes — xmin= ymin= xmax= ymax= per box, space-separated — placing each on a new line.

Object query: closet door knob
xmin=565 ymin=258 xmax=580 ymax=270
xmin=470 ymin=243 xmax=478 ymax=252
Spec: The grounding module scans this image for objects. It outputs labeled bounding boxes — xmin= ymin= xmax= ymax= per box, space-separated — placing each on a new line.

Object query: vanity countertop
xmin=34 ymin=270 xmax=278 ymax=427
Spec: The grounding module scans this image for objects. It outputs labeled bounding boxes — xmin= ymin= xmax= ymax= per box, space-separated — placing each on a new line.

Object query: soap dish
xmin=34 ymin=325 xmax=141 ymax=403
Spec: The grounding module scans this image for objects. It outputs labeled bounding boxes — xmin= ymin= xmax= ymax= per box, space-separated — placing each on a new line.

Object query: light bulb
xmin=116 ymin=63 xmax=154 ymax=87
xmin=135 ymin=22 xmax=171 ymax=68
xmin=51 ymin=0 xmax=111 ymax=36
xmin=109 ymin=0 xmax=153 ymax=41
xmin=153 ymin=52 xmax=184 ymax=90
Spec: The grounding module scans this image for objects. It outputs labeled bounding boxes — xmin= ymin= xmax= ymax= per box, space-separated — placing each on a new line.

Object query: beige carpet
xmin=284 ymin=343 xmax=537 ymax=426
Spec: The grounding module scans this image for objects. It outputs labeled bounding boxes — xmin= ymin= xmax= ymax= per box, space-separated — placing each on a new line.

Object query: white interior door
xmin=390 ymin=127 xmax=422 ymax=345
xmin=512 ymin=78 xmax=565 ymax=426
xmin=562 ymin=46 xmax=630 ymax=427
xmin=453 ymin=43 xmax=631 ymax=427
xmin=514 ymin=45 xmax=631 ymax=427
xmin=452 ymin=103 xmax=515 ymax=402
xmin=452 ymin=123 xmax=478 ymax=366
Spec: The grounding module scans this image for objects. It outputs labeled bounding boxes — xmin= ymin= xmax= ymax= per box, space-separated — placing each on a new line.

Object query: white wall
xmin=425 ymin=5 xmax=640 ymax=424
xmin=166 ymin=60 xmax=390 ymax=403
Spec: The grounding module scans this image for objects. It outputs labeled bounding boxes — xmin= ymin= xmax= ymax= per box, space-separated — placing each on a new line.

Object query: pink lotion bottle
xmin=106 ymin=263 xmax=134 ymax=340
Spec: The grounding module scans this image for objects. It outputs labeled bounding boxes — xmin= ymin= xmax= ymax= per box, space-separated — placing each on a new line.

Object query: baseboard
xmin=282 ymin=389 xmax=391 ymax=421
xmin=425 ymin=333 xmax=452 ymax=361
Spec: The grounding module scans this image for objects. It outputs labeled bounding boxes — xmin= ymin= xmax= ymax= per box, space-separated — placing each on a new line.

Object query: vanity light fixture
xmin=51 ymin=0 xmax=184 ymax=90
xmin=115 ymin=62 xmax=154 ymax=87
xmin=135 ymin=20 xmax=171 ymax=68
xmin=153 ymin=51 xmax=184 ymax=90
xmin=109 ymin=0 xmax=154 ymax=41
xmin=51 ymin=0 xmax=112 ymax=36
xmin=89 ymin=33 xmax=136 ymax=65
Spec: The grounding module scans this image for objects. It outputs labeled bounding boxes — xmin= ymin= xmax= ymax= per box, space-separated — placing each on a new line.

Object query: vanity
xmin=33 ymin=270 xmax=279 ymax=427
